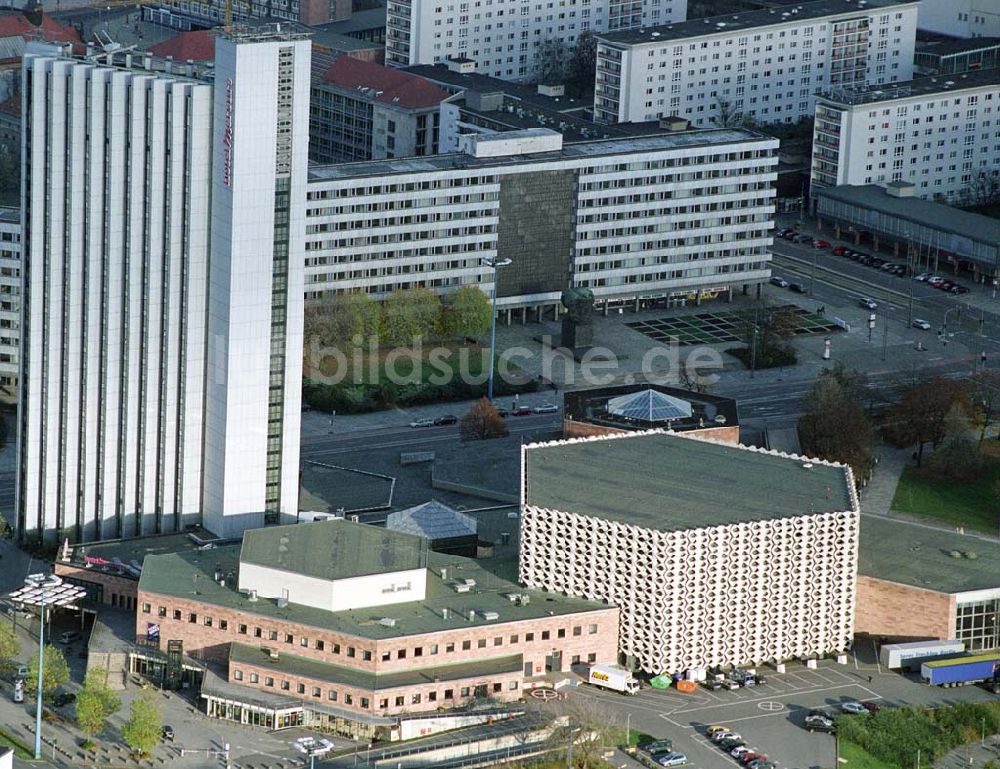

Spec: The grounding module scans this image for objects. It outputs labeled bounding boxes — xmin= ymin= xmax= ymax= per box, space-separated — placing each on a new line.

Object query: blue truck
xmin=921 ymin=652 xmax=1000 ymax=690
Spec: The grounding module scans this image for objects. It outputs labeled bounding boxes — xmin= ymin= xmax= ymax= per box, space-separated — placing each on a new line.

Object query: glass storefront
xmin=956 ymin=597 xmax=1000 ymax=651
xmin=204 ymin=696 xmax=303 ymax=730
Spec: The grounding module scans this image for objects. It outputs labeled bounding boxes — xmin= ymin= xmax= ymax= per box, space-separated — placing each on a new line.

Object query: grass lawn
xmin=0 ymin=726 xmax=39 ymax=760
xmin=840 ymin=740 xmax=901 ymax=769
xmin=890 ymin=464 xmax=1000 ymax=534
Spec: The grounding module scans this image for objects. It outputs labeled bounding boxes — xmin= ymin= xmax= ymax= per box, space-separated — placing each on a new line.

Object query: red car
xmin=861 ymin=702 xmax=882 ymax=713
xmin=832 ymin=246 xmax=848 ymax=256
xmin=511 ymin=405 xmax=533 ymax=416
xmin=742 ymin=753 xmax=767 ymax=765
xmin=813 ymin=239 xmax=831 ymax=249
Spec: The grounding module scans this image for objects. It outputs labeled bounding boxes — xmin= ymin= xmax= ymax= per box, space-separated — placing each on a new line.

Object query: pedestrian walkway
xmin=934 ymin=735 xmax=1000 ymax=769
xmin=858 ymin=446 xmax=910 ymax=515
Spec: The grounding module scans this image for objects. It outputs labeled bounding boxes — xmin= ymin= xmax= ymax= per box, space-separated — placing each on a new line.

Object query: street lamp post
xmin=481 ymin=256 xmax=512 ymax=401
xmin=8 ymin=573 xmax=88 ymax=762
xmin=749 ymin=325 xmax=759 ymax=379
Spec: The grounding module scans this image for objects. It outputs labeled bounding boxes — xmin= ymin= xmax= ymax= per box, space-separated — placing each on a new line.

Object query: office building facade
xmin=385 ymin=0 xmax=687 ymax=81
xmin=593 ymin=0 xmax=918 ymax=126
xmin=0 ymin=207 xmax=18 ymax=394
xmin=18 ymin=30 xmax=307 ymax=543
xmin=811 ymin=68 xmax=1000 ymax=202
xmin=303 ymin=127 xmax=778 ymax=313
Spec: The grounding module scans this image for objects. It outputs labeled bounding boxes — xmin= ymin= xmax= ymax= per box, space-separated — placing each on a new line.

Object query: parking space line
xmin=668 ymin=682 xmax=870 ymax=715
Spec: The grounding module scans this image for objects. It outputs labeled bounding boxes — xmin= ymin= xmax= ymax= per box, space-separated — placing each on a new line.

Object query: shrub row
xmin=303 ymin=377 xmax=543 ymax=415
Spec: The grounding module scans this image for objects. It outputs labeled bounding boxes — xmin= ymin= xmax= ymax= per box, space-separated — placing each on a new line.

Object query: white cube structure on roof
xmin=519 ymin=430 xmax=860 ymax=675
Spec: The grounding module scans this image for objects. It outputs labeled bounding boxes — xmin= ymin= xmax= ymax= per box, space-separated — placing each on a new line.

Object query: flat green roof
xmin=229 ymin=643 xmax=522 ymax=690
xmin=859 ymin=515 xmax=1000 ymax=595
xmin=139 ymin=530 xmax=609 ymax=642
xmin=922 ymin=652 xmax=1000 ymax=668
xmin=524 ymin=433 xmax=855 ymax=530
xmin=240 ymin=520 xmax=429 ymax=582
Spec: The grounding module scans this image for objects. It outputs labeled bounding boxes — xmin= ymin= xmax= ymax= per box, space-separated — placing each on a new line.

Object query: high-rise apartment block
xmin=304 ymin=127 xmax=778 ymax=313
xmin=812 ymin=68 xmax=1000 ymax=202
xmin=385 ymin=0 xmax=688 ymax=81
xmin=18 ymin=30 xmax=308 ymax=543
xmin=593 ymin=0 xmax=918 ymax=126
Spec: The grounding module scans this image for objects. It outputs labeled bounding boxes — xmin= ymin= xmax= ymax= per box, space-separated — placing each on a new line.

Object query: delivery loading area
xmin=568 ymin=655 xmax=999 ymax=769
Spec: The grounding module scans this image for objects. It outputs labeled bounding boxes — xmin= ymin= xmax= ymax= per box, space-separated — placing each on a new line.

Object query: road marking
xmin=757 ymin=702 xmax=784 ymax=712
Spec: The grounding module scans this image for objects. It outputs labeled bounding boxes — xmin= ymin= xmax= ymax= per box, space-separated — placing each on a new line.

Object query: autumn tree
xmin=799 ymin=370 xmax=873 ymax=478
xmin=460 ymin=397 xmax=510 ymax=442
xmin=27 ymin=645 xmax=69 ymax=698
xmin=440 ymin=286 xmax=492 ymax=339
xmin=969 ymin=369 xmax=1000 ymax=444
xmin=122 ymin=693 xmax=162 ymax=757
xmin=380 ymin=288 xmax=442 ymax=347
xmin=305 ymin=291 xmax=380 ymax=350
xmin=888 ymin=377 xmax=969 ymax=466
xmin=76 ymin=670 xmax=121 ymax=743
xmin=535 ymin=37 xmax=568 ymax=83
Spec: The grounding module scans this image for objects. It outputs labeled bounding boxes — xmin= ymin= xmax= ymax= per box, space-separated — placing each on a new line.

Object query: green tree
xmin=76 ymin=670 xmax=121 ymax=740
xmin=305 ymin=291 xmax=380 ymax=351
xmin=0 ymin=622 xmax=19 ymax=667
xmin=380 ymin=288 xmax=441 ymax=347
xmin=27 ymin=644 xmax=70 ymax=698
xmin=122 ymin=693 xmax=162 ymax=757
xmin=441 ymin=286 xmax=492 ymax=339
xmin=566 ymin=30 xmax=597 ymax=96
xmin=460 ymin=397 xmax=510 ymax=442
xmin=888 ymin=377 xmax=969 ymax=466
xmin=798 ymin=371 xmax=873 ymax=479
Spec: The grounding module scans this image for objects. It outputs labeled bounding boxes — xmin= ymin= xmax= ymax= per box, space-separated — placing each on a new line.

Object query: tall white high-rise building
xmin=17 ymin=30 xmax=308 ymax=543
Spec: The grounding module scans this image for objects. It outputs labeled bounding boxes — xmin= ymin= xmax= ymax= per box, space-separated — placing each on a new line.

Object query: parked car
xmin=788 ymin=282 xmax=807 ymax=293
xmin=162 ymin=726 xmax=175 ymax=741
xmin=748 ymin=761 xmax=774 ymax=769
xmin=719 ymin=739 xmax=746 ymax=751
xmin=711 ymin=731 xmax=741 ymax=743
xmin=914 ymin=272 xmax=934 ymax=281
xmin=832 ymin=246 xmax=848 ymax=256
xmin=770 ymin=276 xmax=790 ymax=288
xmin=813 ymin=239 xmax=831 ymax=249
xmin=792 ymin=234 xmax=813 ymax=244
xmin=495 ymin=408 xmax=509 ymax=418
xmin=859 ymin=298 xmax=878 ymax=310
xmin=742 ymin=753 xmax=767 ymax=765
xmin=433 ymin=414 xmax=458 ymax=426
xmin=928 ymin=276 xmax=947 ymax=287
xmin=13 ymin=678 xmax=23 ymax=703
xmin=782 ymin=230 xmax=799 ymax=240
xmin=511 ymin=405 xmax=533 ymax=416
xmin=937 ymin=280 xmax=956 ymax=291
xmin=775 ymin=228 xmax=792 ymax=238
xmin=731 ymin=746 xmax=753 ymax=759
xmin=950 ymin=284 xmax=970 ymax=294
xmin=862 ymin=702 xmax=882 ymax=713
xmin=52 ymin=692 xmax=76 ymax=707
xmin=15 ymin=663 xmax=28 ymax=678
xmin=912 ymin=319 xmax=931 ymax=330
xmin=804 ymin=716 xmax=836 ymax=734
xmin=408 ymin=418 xmax=435 ymax=428
xmin=706 ymin=725 xmax=731 ymax=736
xmin=532 ymin=403 xmax=559 ymax=414
xmin=658 ymin=753 xmax=688 ymax=767
xmin=807 ymin=710 xmax=830 ymax=719
xmin=869 ymin=257 xmax=886 ymax=268
xmin=841 ymin=701 xmax=869 ymax=715
xmin=753 ymin=674 xmax=767 ymax=685
xmin=57 ymin=631 xmax=81 ymax=645
xmin=640 ymin=740 xmax=675 ymax=755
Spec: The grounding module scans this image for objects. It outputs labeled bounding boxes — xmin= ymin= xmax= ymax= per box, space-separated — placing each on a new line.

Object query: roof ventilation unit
xmin=378 ymin=617 xmax=398 ymax=628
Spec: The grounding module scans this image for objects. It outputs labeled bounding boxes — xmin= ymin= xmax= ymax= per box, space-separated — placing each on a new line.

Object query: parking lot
xmin=567 ymin=642 xmax=1000 ymax=769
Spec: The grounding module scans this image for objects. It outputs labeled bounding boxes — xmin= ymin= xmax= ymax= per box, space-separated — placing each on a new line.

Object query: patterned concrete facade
xmin=520 ymin=431 xmax=860 ymax=674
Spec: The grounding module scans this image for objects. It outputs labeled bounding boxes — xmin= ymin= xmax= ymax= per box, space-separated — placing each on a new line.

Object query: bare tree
xmin=970 ymin=370 xmax=1000 ymax=444
xmin=713 ymin=98 xmax=745 ymax=127
xmin=551 ymin=694 xmax=626 ymax=767
xmin=961 ymin=171 xmax=1000 ymax=209
xmin=534 ymin=37 xmax=568 ymax=84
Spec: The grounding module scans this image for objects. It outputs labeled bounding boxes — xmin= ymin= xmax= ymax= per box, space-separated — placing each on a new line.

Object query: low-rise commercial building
xmin=304 ymin=127 xmax=778 ymax=314
xmin=811 ymin=68 xmax=1000 ymax=201
xmin=856 ymin=515 xmax=1000 ymax=650
xmin=593 ymin=0 xmax=918 ymax=126
xmin=136 ymin=519 xmax=619 ymax=736
xmin=520 ymin=431 xmax=860 ymax=675
xmin=562 ymin=384 xmax=739 ymax=442
xmin=914 ymin=35 xmax=1000 ymax=76
xmin=814 ymin=183 xmax=1000 ymax=282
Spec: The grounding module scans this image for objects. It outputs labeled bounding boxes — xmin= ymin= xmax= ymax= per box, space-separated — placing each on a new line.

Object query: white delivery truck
xmin=880 ymin=639 xmax=965 ymax=670
xmin=588 ymin=664 xmax=640 ymax=695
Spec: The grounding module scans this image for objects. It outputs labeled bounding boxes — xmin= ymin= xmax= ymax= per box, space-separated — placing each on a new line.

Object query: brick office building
xmin=855 ymin=516 xmax=1000 ymax=649
xmin=136 ymin=519 xmax=618 ymax=736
